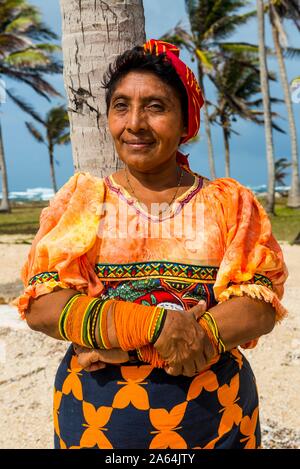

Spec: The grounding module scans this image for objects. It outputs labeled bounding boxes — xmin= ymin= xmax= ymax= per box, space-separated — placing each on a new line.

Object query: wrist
xmin=198 ymin=311 xmax=226 ymax=356
xmin=150 ymin=307 xmax=167 ymax=344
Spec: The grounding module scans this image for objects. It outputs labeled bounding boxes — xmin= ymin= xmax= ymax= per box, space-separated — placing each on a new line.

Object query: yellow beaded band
xmin=59 ymin=293 xmax=85 ymax=341
xmin=150 ymin=307 xmax=167 ymax=344
xmin=200 ymin=311 xmax=226 ymax=354
xmin=97 ymin=299 xmax=115 ymax=349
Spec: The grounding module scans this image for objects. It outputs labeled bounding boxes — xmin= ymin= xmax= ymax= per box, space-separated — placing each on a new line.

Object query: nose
xmin=126 ymin=105 xmax=147 ymax=133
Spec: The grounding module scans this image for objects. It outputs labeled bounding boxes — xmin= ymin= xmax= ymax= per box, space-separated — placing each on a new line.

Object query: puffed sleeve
xmin=17 ymin=172 xmax=105 ymax=319
xmin=208 ymin=178 xmax=288 ymax=347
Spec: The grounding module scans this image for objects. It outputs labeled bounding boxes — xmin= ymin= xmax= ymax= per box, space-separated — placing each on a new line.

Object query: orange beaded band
xmin=59 ymin=294 xmax=167 ymax=351
xmin=59 ymin=294 xmax=111 ymax=349
xmin=112 ymin=301 xmax=167 ymax=351
xmin=198 ymin=316 xmax=219 ymax=356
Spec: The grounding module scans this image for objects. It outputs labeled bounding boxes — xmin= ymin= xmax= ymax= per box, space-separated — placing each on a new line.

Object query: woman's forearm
xmin=209 ymin=295 xmax=276 ymax=351
xmin=26 ymin=288 xmax=79 ymax=339
xmin=26 ymin=290 xmax=167 ymax=351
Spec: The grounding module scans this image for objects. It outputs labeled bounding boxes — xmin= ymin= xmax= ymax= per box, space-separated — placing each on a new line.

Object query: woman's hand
xmin=155 ymin=301 xmax=215 ymax=377
xmin=73 ymin=344 xmax=129 ymax=372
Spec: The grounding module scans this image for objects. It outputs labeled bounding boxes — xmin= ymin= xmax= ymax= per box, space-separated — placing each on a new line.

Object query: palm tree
xmin=268 ymin=0 xmax=300 ymax=208
xmin=25 ymin=105 xmax=70 ymax=193
xmin=0 ymin=0 xmax=62 ymax=212
xmin=162 ymin=1 xmax=256 ymax=179
xmin=257 ymin=0 xmax=276 ymax=214
xmin=59 ymin=0 xmax=146 ymax=177
xmin=209 ymin=50 xmax=284 ymax=177
xmin=275 ymin=157 xmax=291 ymax=186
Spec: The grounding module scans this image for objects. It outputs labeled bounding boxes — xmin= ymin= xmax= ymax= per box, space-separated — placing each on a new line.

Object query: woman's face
xmin=108 ymin=71 xmax=188 ymax=172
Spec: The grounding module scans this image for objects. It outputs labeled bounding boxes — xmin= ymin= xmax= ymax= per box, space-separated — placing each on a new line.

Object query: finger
xmin=77 ymin=355 xmax=90 ymax=368
xmin=73 ymin=344 xmax=89 ymax=355
xmin=77 ymin=351 xmax=100 ymax=368
xmin=194 ymin=354 xmax=207 ymax=374
xmin=73 ymin=343 xmax=80 ymax=354
xmin=164 ymin=364 xmax=182 ymax=377
xmin=181 ymin=360 xmax=197 ymax=378
xmin=188 ymin=301 xmax=207 ymax=321
xmin=92 ymin=351 xmax=129 ymax=364
xmin=85 ymin=362 xmax=106 ymax=372
xmin=99 ymin=350 xmax=129 ymax=364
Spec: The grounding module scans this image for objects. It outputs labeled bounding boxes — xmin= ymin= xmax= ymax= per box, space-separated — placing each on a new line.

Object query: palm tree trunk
xmin=0 ymin=118 xmax=10 ymax=213
xmin=270 ymin=18 xmax=300 ymax=208
xmin=49 ymin=146 xmax=58 ymax=194
xmin=257 ymin=0 xmax=275 ymax=215
xmin=198 ymin=65 xmax=216 ymax=179
xmin=221 ymin=117 xmax=231 ymax=178
xmin=59 ymin=0 xmax=146 ymax=177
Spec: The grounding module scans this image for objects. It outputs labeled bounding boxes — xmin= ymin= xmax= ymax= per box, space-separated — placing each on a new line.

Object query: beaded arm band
xmin=199 ymin=311 xmax=226 ymax=355
xmin=137 ymin=311 xmax=226 ymax=367
xmin=59 ymin=293 xmax=114 ymax=349
xmin=58 ymin=294 xmax=167 ymax=351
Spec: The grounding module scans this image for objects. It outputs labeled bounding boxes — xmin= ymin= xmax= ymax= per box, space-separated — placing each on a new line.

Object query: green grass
xmin=270 ymin=202 xmax=300 ymax=243
xmin=256 ymin=196 xmax=300 ymax=243
xmin=0 ymin=199 xmax=299 ymax=243
xmin=0 ymin=202 xmax=47 ymax=235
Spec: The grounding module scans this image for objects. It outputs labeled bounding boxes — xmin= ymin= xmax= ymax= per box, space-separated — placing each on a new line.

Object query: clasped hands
xmin=73 ymin=301 xmax=215 ymax=377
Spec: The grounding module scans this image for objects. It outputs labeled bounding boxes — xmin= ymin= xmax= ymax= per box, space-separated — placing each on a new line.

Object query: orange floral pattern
xmin=61 ymin=355 xmax=83 ymax=401
xmin=112 ymin=366 xmax=152 ymax=410
xmin=53 ymin=346 xmax=262 ymax=449
xmin=217 ymin=374 xmax=243 ymax=438
xmin=149 ymin=402 xmax=188 ymax=449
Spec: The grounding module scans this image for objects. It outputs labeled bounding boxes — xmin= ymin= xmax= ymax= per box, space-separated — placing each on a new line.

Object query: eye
xmin=148 ymin=103 xmax=164 ymax=111
xmin=113 ymin=102 xmax=127 ymax=111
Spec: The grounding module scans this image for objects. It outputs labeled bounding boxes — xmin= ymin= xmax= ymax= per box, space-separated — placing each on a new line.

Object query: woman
xmin=17 ymin=40 xmax=288 ymax=449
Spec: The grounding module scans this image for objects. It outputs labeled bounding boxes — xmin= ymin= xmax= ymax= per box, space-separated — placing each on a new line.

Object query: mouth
xmin=123 ymin=140 xmax=155 ymax=149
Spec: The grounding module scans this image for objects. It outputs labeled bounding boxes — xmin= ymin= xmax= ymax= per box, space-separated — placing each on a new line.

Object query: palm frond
xmin=0 ymin=33 xmax=31 ymax=55
xmin=271 ymin=121 xmax=286 ymax=134
xmin=0 ymin=64 xmax=61 ymax=99
xmin=4 ymin=49 xmax=52 ymax=67
xmin=4 ymin=16 xmax=35 ymax=34
xmin=160 ymin=24 xmax=194 ymax=52
xmin=203 ymin=11 xmax=256 ymax=42
xmin=54 ymin=133 xmax=70 ymax=146
xmin=46 ymin=105 xmax=70 ymax=142
xmin=25 ymin=121 xmax=45 ymax=143
xmin=35 ymin=43 xmax=61 ymax=53
xmin=195 ymin=48 xmax=214 ymax=70
xmin=283 ymin=47 xmax=300 ymax=59
xmin=219 ymin=42 xmax=259 ymax=54
xmin=0 ymin=0 xmax=61 ymax=103
xmin=5 ymin=88 xmax=46 ymax=124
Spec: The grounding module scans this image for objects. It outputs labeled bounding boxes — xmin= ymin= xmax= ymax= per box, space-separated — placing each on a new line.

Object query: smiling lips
xmin=123 ymin=140 xmax=155 ymax=148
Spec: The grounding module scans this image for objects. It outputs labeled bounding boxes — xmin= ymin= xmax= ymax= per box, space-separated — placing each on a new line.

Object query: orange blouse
xmin=17 ymin=171 xmax=288 ymax=334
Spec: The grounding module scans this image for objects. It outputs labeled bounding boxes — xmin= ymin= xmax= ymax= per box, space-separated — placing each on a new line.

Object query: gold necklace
xmin=125 ymin=165 xmax=184 ymax=218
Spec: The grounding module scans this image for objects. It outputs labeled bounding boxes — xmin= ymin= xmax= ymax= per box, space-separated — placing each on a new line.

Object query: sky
xmin=1 ymin=0 xmax=299 ymax=192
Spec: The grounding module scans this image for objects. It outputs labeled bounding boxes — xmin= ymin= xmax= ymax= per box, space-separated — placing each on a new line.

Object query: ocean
xmin=0 ymin=184 xmax=291 ymax=202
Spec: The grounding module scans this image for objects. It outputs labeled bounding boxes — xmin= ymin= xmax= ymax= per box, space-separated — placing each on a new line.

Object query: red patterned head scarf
xmin=144 ymin=39 xmax=204 ymax=145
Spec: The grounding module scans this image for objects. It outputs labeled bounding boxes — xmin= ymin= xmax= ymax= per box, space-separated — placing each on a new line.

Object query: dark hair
xmin=102 ymin=46 xmax=188 ymax=127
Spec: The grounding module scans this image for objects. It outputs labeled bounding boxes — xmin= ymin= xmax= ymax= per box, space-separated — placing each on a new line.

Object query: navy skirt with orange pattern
xmin=53 ymin=345 xmax=261 ymax=449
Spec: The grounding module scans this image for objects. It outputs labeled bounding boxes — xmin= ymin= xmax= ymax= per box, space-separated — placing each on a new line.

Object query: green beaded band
xmin=202 ymin=311 xmax=226 ymax=354
xmin=89 ymin=300 xmax=102 ymax=349
xmin=97 ymin=300 xmax=108 ymax=350
xmin=58 ymin=293 xmax=83 ymax=340
xmin=58 ymin=293 xmax=110 ymax=349
xmin=151 ymin=307 xmax=167 ymax=344
xmin=136 ymin=348 xmax=144 ymax=361
xmin=81 ymin=297 xmax=100 ymax=348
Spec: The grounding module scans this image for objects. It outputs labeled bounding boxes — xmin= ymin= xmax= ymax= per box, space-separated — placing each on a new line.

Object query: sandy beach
xmin=0 ymin=234 xmax=299 ymax=449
